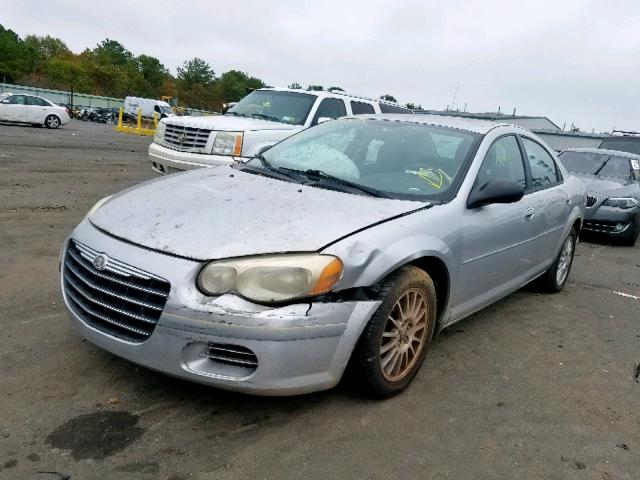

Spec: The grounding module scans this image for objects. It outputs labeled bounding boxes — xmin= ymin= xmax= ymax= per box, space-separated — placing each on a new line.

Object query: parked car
xmin=60 ymin=115 xmax=584 ymax=397
xmin=0 ymin=94 xmax=70 ymax=128
xmin=558 ymin=148 xmax=640 ymax=245
xmin=148 ymin=87 xmax=413 ymax=174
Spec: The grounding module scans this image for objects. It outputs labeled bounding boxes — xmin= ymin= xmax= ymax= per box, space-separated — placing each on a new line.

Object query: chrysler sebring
xmin=60 ymin=115 xmax=585 ymax=397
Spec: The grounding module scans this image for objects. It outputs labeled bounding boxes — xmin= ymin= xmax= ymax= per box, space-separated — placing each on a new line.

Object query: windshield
xmin=599 ymin=138 xmax=640 ymax=155
xmin=258 ymin=118 xmax=480 ymax=201
xmin=227 ymin=90 xmax=316 ymax=125
xmin=160 ymin=105 xmax=173 ymax=114
xmin=560 ymin=151 xmax=633 ymax=180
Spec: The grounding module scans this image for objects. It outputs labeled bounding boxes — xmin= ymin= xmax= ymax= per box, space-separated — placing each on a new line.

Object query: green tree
xmin=177 ymin=57 xmax=215 ymax=86
xmin=0 ymin=24 xmax=27 ymax=82
xmin=288 ymin=82 xmax=302 ymax=89
xmin=307 ymin=84 xmax=324 ymax=91
xmin=380 ymin=94 xmax=397 ymax=102
xmin=328 ymin=86 xmax=344 ymax=92
xmin=136 ymin=54 xmax=168 ymax=96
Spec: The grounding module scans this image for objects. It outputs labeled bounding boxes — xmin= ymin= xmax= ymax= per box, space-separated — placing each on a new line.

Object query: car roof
xmin=259 ymin=87 xmax=407 ymax=108
xmin=563 ymin=147 xmax=640 ymax=160
xmin=344 ymin=113 xmax=523 ymax=135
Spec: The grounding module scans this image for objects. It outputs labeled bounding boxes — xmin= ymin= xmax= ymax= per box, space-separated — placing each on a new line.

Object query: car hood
xmin=573 ymin=174 xmax=635 ymax=195
xmin=163 ymin=114 xmax=298 ymax=132
xmin=89 ymin=167 xmax=426 ymax=261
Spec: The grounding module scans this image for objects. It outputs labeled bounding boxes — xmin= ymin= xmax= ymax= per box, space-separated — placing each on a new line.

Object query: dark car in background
xmin=559 ymin=148 xmax=640 ymax=245
xmin=599 ymin=135 xmax=640 ymax=156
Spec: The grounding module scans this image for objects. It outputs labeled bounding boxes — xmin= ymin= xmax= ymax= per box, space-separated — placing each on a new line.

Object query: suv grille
xmin=62 ymin=241 xmax=170 ymax=342
xmin=163 ymin=124 xmax=211 ymax=152
xmin=586 ymin=195 xmax=598 ymax=207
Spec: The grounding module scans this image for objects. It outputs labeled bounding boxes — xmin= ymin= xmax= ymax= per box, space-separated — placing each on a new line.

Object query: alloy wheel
xmin=556 ymin=235 xmax=574 ymax=286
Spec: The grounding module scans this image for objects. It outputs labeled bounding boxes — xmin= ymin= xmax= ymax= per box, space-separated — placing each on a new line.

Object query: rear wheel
xmin=45 ymin=115 xmax=61 ymax=129
xmin=348 ymin=266 xmax=437 ymax=398
xmin=538 ymin=229 xmax=576 ymax=292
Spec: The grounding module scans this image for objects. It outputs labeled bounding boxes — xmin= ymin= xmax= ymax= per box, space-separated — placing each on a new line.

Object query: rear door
xmin=310 ymin=98 xmax=347 ymax=126
xmin=26 ymin=96 xmax=50 ymax=123
xmin=0 ymin=95 xmax=27 ymax=122
xmin=456 ymin=135 xmax=539 ymax=317
xmin=519 ymin=136 xmax=570 ymax=266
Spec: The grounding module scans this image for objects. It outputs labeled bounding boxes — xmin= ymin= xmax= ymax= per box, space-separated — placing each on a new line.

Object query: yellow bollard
xmin=136 ymin=108 xmax=142 ymax=134
xmin=153 ymin=111 xmax=158 ymax=129
xmin=118 ymin=107 xmax=123 ymax=127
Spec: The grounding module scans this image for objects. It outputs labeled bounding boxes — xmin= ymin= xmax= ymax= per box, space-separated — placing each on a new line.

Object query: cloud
xmin=3 ymin=0 xmax=640 ymax=131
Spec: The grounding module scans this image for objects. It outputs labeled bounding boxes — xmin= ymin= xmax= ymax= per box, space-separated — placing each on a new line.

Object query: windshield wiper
xmin=594 ymin=156 xmax=612 ymax=176
xmin=299 ymin=169 xmax=388 ymax=198
xmin=225 ymin=111 xmax=249 ymax=118
xmin=237 ymin=154 xmax=302 ymax=182
xmin=250 ymin=113 xmax=283 ymax=123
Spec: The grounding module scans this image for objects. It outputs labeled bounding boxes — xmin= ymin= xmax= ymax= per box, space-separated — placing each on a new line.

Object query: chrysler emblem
xmin=177 ymin=132 xmax=186 ymax=144
xmin=93 ymin=254 xmax=107 ymax=270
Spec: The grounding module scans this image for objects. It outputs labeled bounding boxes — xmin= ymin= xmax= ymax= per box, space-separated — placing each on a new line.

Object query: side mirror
xmin=467 ymin=178 xmax=524 ymax=209
xmin=317 ymin=117 xmax=333 ymax=124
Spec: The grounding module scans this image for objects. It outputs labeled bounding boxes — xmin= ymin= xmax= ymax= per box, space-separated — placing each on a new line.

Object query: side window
xmin=522 ymin=138 xmax=560 ymax=189
xmin=28 ymin=96 xmax=48 ymax=106
xmin=312 ymin=98 xmax=347 ymax=125
xmin=476 ymin=136 xmax=526 ymax=189
xmin=5 ymin=95 xmax=26 ymax=105
xmin=350 ymin=101 xmax=375 ymax=115
xmin=379 ymin=103 xmax=412 ymax=114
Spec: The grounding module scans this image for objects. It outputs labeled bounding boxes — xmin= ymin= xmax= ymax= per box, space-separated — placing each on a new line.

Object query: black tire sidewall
xmin=350 ymin=266 xmax=437 ymax=397
xmin=550 ymin=230 xmax=577 ymax=291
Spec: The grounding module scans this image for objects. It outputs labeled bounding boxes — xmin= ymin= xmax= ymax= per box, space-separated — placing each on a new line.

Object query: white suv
xmin=149 ymin=88 xmax=412 ymax=174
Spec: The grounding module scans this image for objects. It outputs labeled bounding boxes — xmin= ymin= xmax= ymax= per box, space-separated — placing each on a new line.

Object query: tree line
xmin=0 ymin=24 xmax=264 ymax=111
xmin=0 ymin=24 xmax=422 ymax=111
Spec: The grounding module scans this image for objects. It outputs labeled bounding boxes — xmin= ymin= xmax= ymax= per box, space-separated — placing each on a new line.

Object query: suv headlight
xmin=154 ymin=121 xmax=166 ymax=143
xmin=603 ymin=197 xmax=639 ymax=209
xmin=197 ymin=254 xmax=343 ymax=303
xmin=212 ymin=131 xmax=243 ymax=156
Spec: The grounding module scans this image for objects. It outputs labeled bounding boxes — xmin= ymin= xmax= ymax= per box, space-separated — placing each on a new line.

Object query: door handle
xmin=524 ymin=207 xmax=536 ymax=221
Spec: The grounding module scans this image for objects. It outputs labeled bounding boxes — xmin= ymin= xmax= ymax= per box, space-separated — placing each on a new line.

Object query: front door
xmin=26 ymin=96 xmax=50 ymax=124
xmin=454 ymin=135 xmax=539 ymax=320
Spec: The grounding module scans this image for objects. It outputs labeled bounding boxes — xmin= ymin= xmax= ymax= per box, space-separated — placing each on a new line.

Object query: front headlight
xmin=603 ymin=197 xmax=639 ymax=209
xmin=84 ymin=195 xmax=113 ymax=220
xmin=212 ymin=131 xmax=243 ymax=156
xmin=197 ymin=254 xmax=343 ymax=303
xmin=154 ymin=121 xmax=166 ymax=143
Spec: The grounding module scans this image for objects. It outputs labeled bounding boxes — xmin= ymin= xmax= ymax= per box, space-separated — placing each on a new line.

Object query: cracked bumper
xmin=60 ymin=221 xmax=380 ymax=395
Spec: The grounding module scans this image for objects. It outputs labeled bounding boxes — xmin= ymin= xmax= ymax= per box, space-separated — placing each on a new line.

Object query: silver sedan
xmin=60 ymin=115 xmax=585 ymax=397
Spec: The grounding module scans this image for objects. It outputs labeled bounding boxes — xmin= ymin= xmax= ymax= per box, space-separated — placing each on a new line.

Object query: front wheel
xmin=348 ymin=266 xmax=437 ymax=398
xmin=538 ymin=229 xmax=576 ymax=292
xmin=45 ymin=115 xmax=61 ymax=129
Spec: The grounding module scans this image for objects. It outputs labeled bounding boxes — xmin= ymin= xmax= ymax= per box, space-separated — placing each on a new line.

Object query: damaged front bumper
xmin=60 ymin=221 xmax=381 ymax=395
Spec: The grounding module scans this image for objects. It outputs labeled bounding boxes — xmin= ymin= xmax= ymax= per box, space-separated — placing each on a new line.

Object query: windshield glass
xmin=560 ymin=151 xmax=633 ymax=179
xmin=160 ymin=105 xmax=173 ymax=114
xmin=258 ymin=118 xmax=480 ymax=200
xmin=227 ymin=90 xmax=316 ymax=125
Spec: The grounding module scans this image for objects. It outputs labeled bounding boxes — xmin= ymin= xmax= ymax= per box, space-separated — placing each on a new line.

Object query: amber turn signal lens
xmin=309 ymin=257 xmax=343 ymax=295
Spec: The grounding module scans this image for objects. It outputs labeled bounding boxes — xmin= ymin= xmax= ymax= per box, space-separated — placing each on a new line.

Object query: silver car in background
xmin=60 ymin=115 xmax=585 ymax=397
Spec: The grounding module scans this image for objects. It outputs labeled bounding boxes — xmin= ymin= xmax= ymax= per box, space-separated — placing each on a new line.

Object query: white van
xmin=123 ymin=96 xmax=174 ymax=120
xmin=149 ymin=88 xmax=413 ymax=174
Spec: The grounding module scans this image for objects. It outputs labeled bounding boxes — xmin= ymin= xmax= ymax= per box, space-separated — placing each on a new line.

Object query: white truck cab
xmin=149 ymin=87 xmax=412 ymax=174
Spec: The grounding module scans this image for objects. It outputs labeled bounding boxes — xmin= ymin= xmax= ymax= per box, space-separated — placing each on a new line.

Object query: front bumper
xmin=149 ymin=142 xmax=246 ymax=175
xmin=60 ymin=221 xmax=380 ymax=395
xmin=583 ymin=206 xmax=639 ymax=237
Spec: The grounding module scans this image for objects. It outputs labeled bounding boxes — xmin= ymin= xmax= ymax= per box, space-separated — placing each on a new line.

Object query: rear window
xmin=599 ymin=138 xmax=640 ymax=155
xmin=379 ymin=103 xmax=413 ymax=114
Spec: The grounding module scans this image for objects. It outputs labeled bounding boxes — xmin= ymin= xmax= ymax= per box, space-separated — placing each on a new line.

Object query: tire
xmin=45 ymin=115 xmax=61 ymax=129
xmin=348 ymin=265 xmax=437 ymax=398
xmin=538 ymin=229 xmax=577 ymax=293
xmin=621 ymin=217 xmax=640 ymax=247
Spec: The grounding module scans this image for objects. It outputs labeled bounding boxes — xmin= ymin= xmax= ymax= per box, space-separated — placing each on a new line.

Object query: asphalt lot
xmin=1 ymin=120 xmax=639 ymax=479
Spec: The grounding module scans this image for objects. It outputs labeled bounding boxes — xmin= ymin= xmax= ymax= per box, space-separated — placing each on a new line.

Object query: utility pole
xmin=450 ymin=81 xmax=460 ymax=110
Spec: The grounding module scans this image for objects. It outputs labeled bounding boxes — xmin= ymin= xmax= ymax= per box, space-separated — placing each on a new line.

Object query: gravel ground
xmin=1 ymin=120 xmax=639 ymax=479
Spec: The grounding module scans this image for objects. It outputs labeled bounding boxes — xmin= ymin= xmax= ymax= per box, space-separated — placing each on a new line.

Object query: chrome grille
xmin=163 ymin=123 xmax=211 ymax=152
xmin=201 ymin=343 xmax=258 ymax=370
xmin=586 ymin=195 xmax=598 ymax=208
xmin=63 ymin=241 xmax=170 ymax=342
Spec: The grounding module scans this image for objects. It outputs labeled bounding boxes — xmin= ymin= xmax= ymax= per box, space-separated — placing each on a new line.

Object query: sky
xmin=2 ymin=0 xmax=640 ymax=133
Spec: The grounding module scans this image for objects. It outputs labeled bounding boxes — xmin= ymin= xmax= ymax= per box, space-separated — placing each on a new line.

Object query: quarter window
xmin=476 ymin=136 xmax=526 ymax=189
xmin=522 ymin=138 xmax=560 ymax=189
xmin=312 ymin=98 xmax=347 ymax=125
xmin=350 ymin=101 xmax=375 ymax=115
xmin=379 ymin=103 xmax=412 ymax=114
